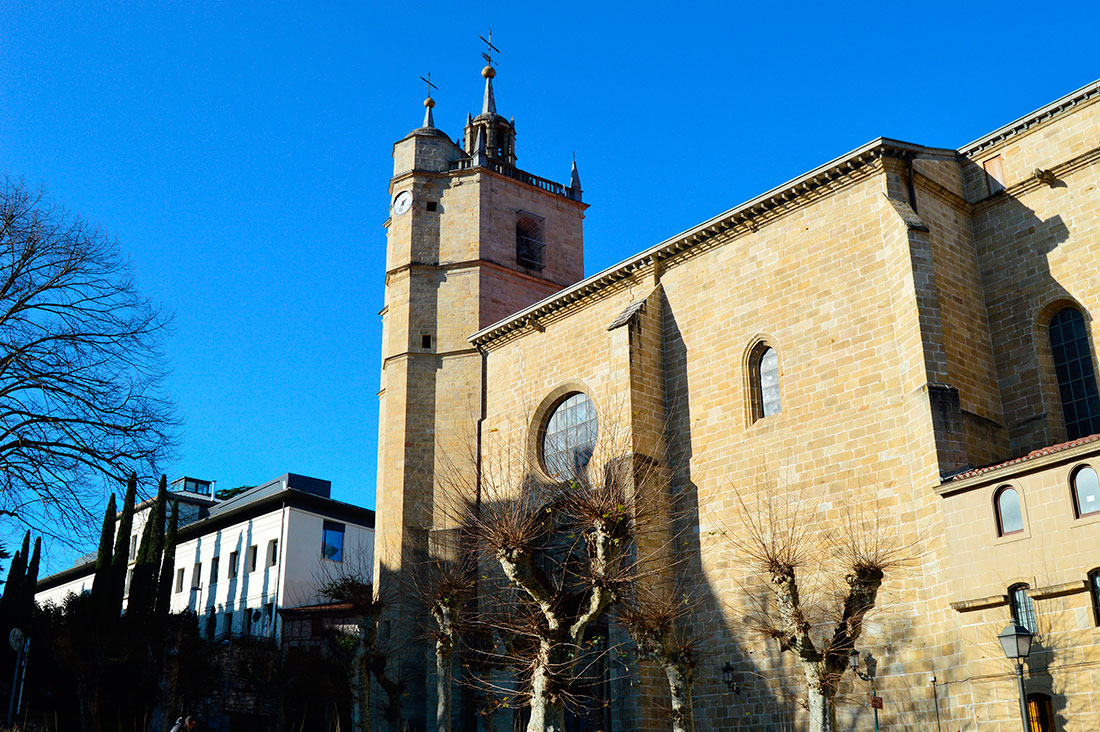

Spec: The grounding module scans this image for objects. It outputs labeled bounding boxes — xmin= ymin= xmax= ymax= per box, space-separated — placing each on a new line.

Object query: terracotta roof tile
xmin=947 ymin=433 xmax=1100 ymax=482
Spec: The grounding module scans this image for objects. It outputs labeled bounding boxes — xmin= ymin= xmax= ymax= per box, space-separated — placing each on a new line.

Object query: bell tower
xmin=373 ymin=53 xmax=587 ymax=726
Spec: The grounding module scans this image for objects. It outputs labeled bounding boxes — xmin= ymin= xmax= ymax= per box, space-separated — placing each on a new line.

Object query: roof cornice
xmin=958 ymin=79 xmax=1100 ymax=158
xmin=470 ymin=138 xmax=953 ymax=348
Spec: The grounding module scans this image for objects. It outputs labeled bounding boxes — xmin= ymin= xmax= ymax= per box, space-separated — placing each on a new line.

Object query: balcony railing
xmin=448 ymin=158 xmax=572 ymax=199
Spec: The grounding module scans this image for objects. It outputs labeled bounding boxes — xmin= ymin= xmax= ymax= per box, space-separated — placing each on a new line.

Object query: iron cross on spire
xmin=419 ymin=72 xmax=437 ymax=100
xmin=479 ymin=30 xmax=500 ymax=68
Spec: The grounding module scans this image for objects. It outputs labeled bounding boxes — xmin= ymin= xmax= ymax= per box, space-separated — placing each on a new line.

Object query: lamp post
xmin=849 ymin=649 xmax=879 ymax=732
xmin=997 ymin=623 xmax=1033 ymax=732
xmin=721 ymin=661 xmax=740 ymax=694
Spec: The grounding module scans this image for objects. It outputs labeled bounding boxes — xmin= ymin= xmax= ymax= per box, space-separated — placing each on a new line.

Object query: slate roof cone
xmin=481 ymin=64 xmax=497 ymax=116
xmin=568 ymin=157 xmax=583 ymax=202
xmin=423 ymin=96 xmax=436 ymax=128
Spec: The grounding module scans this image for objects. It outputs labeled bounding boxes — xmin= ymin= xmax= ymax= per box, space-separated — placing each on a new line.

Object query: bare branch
xmin=0 ymin=179 xmax=177 ymax=542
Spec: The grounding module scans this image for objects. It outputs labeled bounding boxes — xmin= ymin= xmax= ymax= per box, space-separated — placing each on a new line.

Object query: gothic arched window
xmin=1048 ymin=307 xmax=1100 ymax=440
xmin=541 ymin=392 xmax=597 ymax=479
xmin=749 ymin=344 xmax=781 ymax=422
xmin=994 ymin=486 xmax=1024 ymax=536
xmin=1072 ymin=465 xmax=1100 ymax=518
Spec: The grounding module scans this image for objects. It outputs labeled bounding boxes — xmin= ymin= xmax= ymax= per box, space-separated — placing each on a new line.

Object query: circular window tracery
xmin=541 ymin=392 xmax=598 ymax=479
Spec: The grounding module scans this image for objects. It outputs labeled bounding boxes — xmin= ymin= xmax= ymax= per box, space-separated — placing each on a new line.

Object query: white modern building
xmin=35 ymin=473 xmax=375 ymax=643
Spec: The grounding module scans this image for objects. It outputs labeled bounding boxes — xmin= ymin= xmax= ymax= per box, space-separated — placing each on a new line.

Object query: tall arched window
xmin=1048 ymin=307 xmax=1100 ymax=440
xmin=749 ymin=344 xmax=781 ymax=422
xmin=1072 ymin=465 xmax=1100 ymax=518
xmin=1009 ymin=583 xmax=1037 ymax=633
xmin=994 ymin=486 xmax=1024 ymax=536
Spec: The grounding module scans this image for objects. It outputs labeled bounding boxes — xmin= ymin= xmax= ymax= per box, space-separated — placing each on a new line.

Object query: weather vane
xmin=419 ymin=72 xmax=437 ymax=100
xmin=479 ymin=30 xmax=500 ymax=69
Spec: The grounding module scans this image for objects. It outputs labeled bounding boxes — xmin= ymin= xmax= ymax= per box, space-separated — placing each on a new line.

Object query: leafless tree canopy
xmin=0 ymin=179 xmax=175 ymax=538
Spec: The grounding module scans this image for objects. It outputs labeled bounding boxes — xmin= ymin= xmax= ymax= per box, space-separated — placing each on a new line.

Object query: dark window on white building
xmin=322 ymin=521 xmax=345 ymax=561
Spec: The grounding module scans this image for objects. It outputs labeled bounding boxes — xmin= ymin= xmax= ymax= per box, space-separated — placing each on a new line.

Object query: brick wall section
xmin=966 ymin=95 xmax=1100 ymax=456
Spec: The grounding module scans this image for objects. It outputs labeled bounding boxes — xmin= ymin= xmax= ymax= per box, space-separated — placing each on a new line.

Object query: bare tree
xmin=723 ymin=488 xmax=907 ymax=732
xmin=315 ymin=542 xmax=418 ymax=732
xmin=316 ymin=552 xmax=383 ymax=732
xmin=617 ymin=584 xmax=699 ymax=732
xmin=444 ymin=416 xmax=675 ymax=732
xmin=408 ymin=545 xmax=475 ymax=732
xmin=0 ymin=179 xmax=175 ymax=538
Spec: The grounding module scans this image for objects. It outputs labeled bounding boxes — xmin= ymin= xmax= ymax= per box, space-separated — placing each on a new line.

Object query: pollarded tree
xmin=617 ymin=583 xmax=699 ymax=732
xmin=449 ymin=419 xmax=673 ymax=732
xmin=0 ymin=179 xmax=176 ymax=540
xmin=726 ymin=490 xmax=906 ymax=732
xmin=407 ymin=541 xmax=476 ymax=732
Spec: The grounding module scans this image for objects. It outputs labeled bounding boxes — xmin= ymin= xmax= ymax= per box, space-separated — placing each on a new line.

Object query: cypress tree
xmin=150 ymin=475 xmax=168 ymax=561
xmin=91 ymin=493 xmax=118 ymax=605
xmin=111 ymin=472 xmax=139 ymax=616
xmin=20 ymin=537 xmax=41 ymax=631
xmin=3 ymin=533 xmax=30 ymax=605
xmin=25 ymin=538 xmax=40 ymax=591
xmin=127 ymin=505 xmax=160 ymax=618
xmin=128 ymin=477 xmax=167 ymax=619
xmin=155 ymin=500 xmax=179 ymax=620
xmin=0 ymin=546 xmax=23 ymax=628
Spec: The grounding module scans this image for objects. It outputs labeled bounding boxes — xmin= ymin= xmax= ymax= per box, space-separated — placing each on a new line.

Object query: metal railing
xmin=448 ymin=158 xmax=571 ymax=198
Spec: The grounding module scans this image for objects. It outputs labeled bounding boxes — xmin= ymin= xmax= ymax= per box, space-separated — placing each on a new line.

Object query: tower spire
xmin=478 ymin=31 xmax=500 ymax=116
xmin=481 ymin=66 xmax=497 ymax=116
xmin=464 ymin=31 xmax=517 ymax=165
xmin=419 ymin=73 xmax=438 ymax=128
xmin=568 ymin=154 xmax=582 ymax=202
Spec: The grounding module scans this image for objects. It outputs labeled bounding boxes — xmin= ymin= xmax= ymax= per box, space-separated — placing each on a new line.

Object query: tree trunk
xmin=436 ymin=637 xmax=453 ymax=732
xmin=350 ymin=618 xmax=371 ymax=732
xmin=805 ymin=667 xmax=836 ymax=732
xmin=663 ymin=662 xmax=694 ymax=732
xmin=526 ymin=640 xmax=565 ymax=732
xmin=76 ymin=672 xmax=101 ymax=732
xmin=147 ymin=628 xmax=179 ymax=732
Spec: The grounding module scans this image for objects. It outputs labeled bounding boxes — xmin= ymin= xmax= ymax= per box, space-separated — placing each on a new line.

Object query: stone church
xmin=374 ymin=58 xmax=1100 ymax=731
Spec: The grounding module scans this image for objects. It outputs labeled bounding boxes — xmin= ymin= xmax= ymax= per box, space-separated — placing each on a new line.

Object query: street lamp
xmin=721 ymin=662 xmax=740 ymax=694
xmin=997 ymin=623 xmax=1033 ymax=732
xmin=848 ymin=649 xmax=873 ymax=681
xmin=849 ymin=650 xmax=879 ymax=732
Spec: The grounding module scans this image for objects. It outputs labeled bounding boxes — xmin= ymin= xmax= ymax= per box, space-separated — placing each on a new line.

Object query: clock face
xmin=393 ymin=191 xmax=413 ymax=216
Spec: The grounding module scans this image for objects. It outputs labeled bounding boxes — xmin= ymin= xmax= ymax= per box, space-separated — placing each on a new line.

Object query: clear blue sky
xmin=2 ymin=1 xmax=1098 ymax=573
